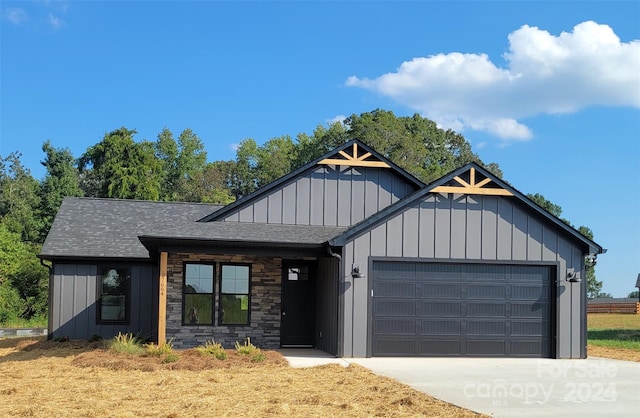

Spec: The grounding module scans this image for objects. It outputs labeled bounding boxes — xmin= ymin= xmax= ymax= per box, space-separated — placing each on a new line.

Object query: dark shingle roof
xmin=40 ymin=197 xmax=222 ymax=259
xmin=141 ymin=222 xmax=347 ymax=245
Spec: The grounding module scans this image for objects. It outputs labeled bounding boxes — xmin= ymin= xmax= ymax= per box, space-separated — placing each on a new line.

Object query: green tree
xmin=38 ymin=141 xmax=83 ymax=241
xmin=294 ymin=121 xmax=349 ymax=167
xmin=0 ymin=152 xmax=42 ymax=243
xmin=78 ymin=127 xmax=162 ymax=200
xmin=230 ymin=138 xmax=260 ymax=198
xmin=578 ymin=226 xmax=602 ymax=299
xmin=154 ymin=128 xmax=208 ymax=201
xmin=628 ymin=290 xmax=639 ymax=299
xmin=0 ymin=224 xmax=47 ymax=322
xmin=189 ymin=161 xmax=236 ymax=204
xmin=596 ymin=292 xmax=613 ymax=298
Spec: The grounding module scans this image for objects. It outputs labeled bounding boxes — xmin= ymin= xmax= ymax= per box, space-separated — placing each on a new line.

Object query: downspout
xmin=326 ymin=245 xmax=343 ymax=357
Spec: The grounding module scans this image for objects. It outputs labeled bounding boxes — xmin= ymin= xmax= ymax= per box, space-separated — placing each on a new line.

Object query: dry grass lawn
xmin=588 ymin=313 xmax=640 ymax=362
xmin=0 ymin=337 xmax=483 ymax=418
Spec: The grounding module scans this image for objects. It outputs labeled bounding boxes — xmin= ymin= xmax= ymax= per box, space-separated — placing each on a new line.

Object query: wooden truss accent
xmin=319 ymin=143 xmax=390 ymax=168
xmin=432 ymin=167 xmax=513 ymax=196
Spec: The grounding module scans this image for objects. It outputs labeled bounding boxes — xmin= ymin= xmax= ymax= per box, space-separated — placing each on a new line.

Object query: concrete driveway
xmin=348 ymin=357 xmax=640 ymax=418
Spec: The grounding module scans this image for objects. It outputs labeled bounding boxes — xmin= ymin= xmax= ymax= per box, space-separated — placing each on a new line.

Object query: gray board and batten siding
xmin=221 ymin=165 xmax=419 ymax=227
xmin=339 ymin=192 xmax=586 ymax=359
xmin=49 ymin=263 xmax=158 ymax=341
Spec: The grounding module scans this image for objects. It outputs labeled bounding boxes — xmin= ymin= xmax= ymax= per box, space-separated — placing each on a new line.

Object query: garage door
xmin=371 ymin=261 xmax=552 ymax=357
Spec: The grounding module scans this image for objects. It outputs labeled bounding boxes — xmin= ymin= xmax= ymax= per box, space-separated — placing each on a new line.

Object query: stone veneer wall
xmin=165 ymin=253 xmax=282 ymax=349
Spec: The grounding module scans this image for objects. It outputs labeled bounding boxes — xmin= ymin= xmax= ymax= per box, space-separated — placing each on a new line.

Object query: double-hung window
xmin=220 ymin=264 xmax=250 ymax=325
xmin=183 ymin=263 xmax=214 ymax=325
xmin=98 ymin=268 xmax=130 ymax=324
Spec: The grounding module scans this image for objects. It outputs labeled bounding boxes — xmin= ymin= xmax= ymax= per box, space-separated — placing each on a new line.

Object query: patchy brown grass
xmin=587 ymin=345 xmax=640 ymax=362
xmin=588 ymin=313 xmax=640 ymax=330
xmin=0 ymin=337 xmax=483 ymax=417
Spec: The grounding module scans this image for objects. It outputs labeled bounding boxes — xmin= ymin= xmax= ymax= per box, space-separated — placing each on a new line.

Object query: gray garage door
xmin=371 ymin=261 xmax=552 ymax=357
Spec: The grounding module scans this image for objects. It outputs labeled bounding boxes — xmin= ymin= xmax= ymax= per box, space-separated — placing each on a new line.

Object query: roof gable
xmin=330 ymin=162 xmax=604 ymax=255
xmin=198 ymin=139 xmax=425 ymax=223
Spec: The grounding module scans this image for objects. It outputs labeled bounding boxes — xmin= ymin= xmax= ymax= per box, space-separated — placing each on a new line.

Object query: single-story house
xmin=40 ymin=139 xmax=603 ymax=358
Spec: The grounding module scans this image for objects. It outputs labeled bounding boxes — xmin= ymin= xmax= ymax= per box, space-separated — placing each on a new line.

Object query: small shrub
xmin=162 ymin=352 xmax=180 ymax=363
xmin=196 ymin=339 xmax=227 ymax=360
xmin=88 ymin=334 xmax=103 ymax=343
xmin=145 ymin=339 xmax=174 ymax=357
xmin=235 ymin=337 xmax=265 ymax=363
xmin=108 ymin=332 xmax=144 ymax=355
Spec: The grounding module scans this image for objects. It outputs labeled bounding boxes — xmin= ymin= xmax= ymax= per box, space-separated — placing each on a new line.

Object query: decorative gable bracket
xmin=319 ymin=143 xmax=390 ymax=168
xmin=432 ymin=167 xmax=513 ymax=196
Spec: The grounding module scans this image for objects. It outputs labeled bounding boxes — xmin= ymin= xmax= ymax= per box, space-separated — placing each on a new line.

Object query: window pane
xmin=220 ymin=294 xmax=249 ymax=325
xmin=184 ymin=294 xmax=213 ymax=325
xmin=102 ymin=269 xmax=127 ymax=294
xmin=288 ymin=267 xmax=308 ymax=281
xmin=185 ymin=264 xmax=213 ymax=293
xmin=101 ymin=295 xmax=126 ymax=321
xmin=221 ymin=265 xmax=249 ymax=294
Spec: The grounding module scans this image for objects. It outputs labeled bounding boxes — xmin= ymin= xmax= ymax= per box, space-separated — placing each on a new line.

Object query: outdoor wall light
xmin=566 ymin=268 xmax=581 ymax=283
xmin=352 ymin=264 xmax=365 ymax=279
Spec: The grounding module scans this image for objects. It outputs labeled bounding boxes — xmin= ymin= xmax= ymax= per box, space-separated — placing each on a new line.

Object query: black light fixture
xmin=352 ymin=264 xmax=365 ymax=279
xmin=566 ymin=268 xmax=581 ymax=283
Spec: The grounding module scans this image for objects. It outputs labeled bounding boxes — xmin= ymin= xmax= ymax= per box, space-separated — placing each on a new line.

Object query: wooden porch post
xmin=158 ymin=251 xmax=168 ymax=344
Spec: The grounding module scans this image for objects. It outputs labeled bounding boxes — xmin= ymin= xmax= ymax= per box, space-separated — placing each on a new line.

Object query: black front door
xmin=281 ymin=261 xmax=315 ymax=347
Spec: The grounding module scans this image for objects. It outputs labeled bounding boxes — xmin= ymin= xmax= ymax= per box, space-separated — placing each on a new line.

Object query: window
xmin=98 ymin=268 xmax=130 ymax=324
xmin=287 ymin=266 xmax=309 ymax=281
xmin=220 ymin=264 xmax=250 ymax=325
xmin=183 ymin=263 xmax=214 ymax=325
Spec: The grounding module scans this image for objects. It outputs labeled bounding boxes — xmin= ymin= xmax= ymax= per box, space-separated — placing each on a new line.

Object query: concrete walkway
xmin=280 ymin=350 xmax=640 ymax=418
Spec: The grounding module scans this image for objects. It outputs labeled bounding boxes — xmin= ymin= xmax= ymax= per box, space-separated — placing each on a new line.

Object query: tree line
xmin=0 ymin=109 xmax=604 ymax=326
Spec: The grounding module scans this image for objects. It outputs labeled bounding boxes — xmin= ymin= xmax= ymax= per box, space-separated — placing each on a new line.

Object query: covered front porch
xmin=151 ymin=246 xmax=341 ymax=353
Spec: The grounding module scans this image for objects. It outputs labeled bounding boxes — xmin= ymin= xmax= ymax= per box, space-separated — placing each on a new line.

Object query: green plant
xmin=162 ymin=352 xmax=180 ymax=363
xmin=196 ymin=339 xmax=227 ymax=360
xmin=108 ymin=332 xmax=144 ymax=355
xmin=145 ymin=339 xmax=174 ymax=357
xmin=234 ymin=337 xmax=265 ymax=363
xmin=88 ymin=334 xmax=103 ymax=342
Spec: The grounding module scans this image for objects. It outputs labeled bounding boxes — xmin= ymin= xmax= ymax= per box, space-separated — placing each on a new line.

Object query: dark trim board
xmin=366 ymin=257 xmax=559 ymax=358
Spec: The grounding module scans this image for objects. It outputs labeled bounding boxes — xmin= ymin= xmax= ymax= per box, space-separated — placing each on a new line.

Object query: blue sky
xmin=1 ymin=1 xmax=638 ymax=297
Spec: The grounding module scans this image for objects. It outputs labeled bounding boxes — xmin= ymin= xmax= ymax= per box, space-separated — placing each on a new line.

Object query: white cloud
xmin=326 ymin=114 xmax=347 ymax=125
xmin=3 ymin=7 xmax=28 ymax=24
xmin=229 ymin=143 xmax=239 ymax=152
xmin=347 ymin=21 xmax=640 ymax=142
xmin=48 ymin=13 xmax=64 ymax=28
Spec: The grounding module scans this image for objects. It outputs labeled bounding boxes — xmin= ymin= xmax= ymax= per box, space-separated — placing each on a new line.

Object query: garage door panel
xmin=374 ymin=338 xmax=417 ymax=356
xmin=462 ymin=264 xmax=509 ymax=280
xmin=420 ymin=283 xmax=462 ymax=298
xmin=511 ymin=340 xmax=550 ymax=356
xmin=373 ymin=300 xmax=415 ymax=316
xmin=466 ymin=302 xmax=507 ymax=317
xmin=467 ymin=284 xmax=507 ymax=299
xmin=372 ymin=261 xmax=552 ymax=357
xmin=420 ymin=339 xmax=462 ymax=356
xmin=374 ymin=318 xmax=415 ymax=335
xmin=512 ymin=321 xmax=549 ymax=336
xmin=466 ymin=340 xmax=507 ymax=356
xmin=419 ymin=301 xmax=461 ymax=317
xmin=375 ymin=262 xmax=416 ymax=278
xmin=420 ymin=320 xmax=461 ymax=335
xmin=415 ymin=263 xmax=461 ymax=279
xmin=511 ymin=285 xmax=547 ymax=300
xmin=512 ymin=302 xmax=549 ymax=318
xmin=467 ymin=320 xmax=507 ymax=336
xmin=512 ymin=265 xmax=549 ymax=281
xmin=374 ymin=281 xmax=416 ymax=298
